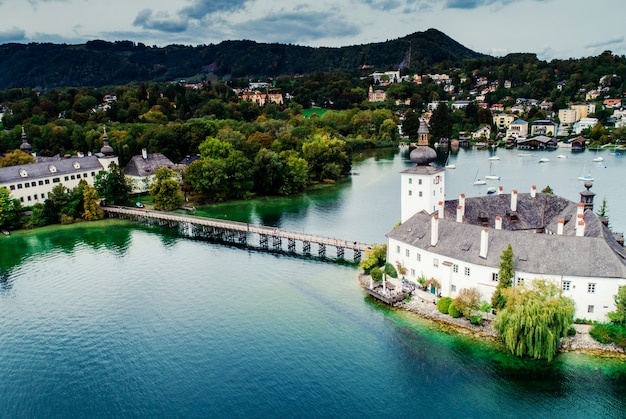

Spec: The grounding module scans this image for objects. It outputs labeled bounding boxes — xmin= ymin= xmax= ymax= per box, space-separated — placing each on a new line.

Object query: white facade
xmin=573 ymin=117 xmax=599 ymax=134
xmin=388 ymin=160 xmax=626 ymax=322
xmin=400 ymin=167 xmax=445 ymax=224
xmin=0 ymin=155 xmax=118 ymax=205
xmin=559 ymin=108 xmax=580 ymax=124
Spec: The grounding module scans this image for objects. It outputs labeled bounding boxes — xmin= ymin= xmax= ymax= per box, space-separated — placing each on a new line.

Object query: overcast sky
xmin=0 ymin=0 xmax=624 ymax=61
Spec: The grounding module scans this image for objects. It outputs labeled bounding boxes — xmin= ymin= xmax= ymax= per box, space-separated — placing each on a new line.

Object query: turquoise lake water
xmin=1 ymin=147 xmax=625 ymax=418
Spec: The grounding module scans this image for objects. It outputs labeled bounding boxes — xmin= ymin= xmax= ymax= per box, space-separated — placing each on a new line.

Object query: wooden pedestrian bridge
xmin=103 ymin=206 xmax=373 ymax=262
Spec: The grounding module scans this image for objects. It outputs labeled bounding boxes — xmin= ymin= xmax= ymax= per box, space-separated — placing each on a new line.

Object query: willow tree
xmin=494 ymin=279 xmax=575 ymax=361
xmin=491 ymin=244 xmax=514 ymax=311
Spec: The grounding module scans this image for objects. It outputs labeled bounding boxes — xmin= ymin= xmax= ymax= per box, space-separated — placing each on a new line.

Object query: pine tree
xmin=491 ymin=244 xmax=514 ymax=311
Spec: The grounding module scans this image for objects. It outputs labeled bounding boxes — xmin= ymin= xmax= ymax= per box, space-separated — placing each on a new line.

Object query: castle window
xmin=492 ymin=273 xmax=498 ymax=282
xmin=408 ymin=190 xmax=412 ymax=196
xmin=588 ymin=283 xmax=596 ymax=294
xmin=17 ymin=184 xmax=22 ymax=189
xmin=563 ymin=281 xmax=571 ymax=291
xmin=49 ymin=165 xmax=57 ymax=173
xmin=405 ymin=249 xmax=410 ymax=257
xmin=418 ymin=179 xmax=422 ymax=185
xmin=24 ymin=183 xmax=29 ymax=188
xmin=452 ymin=264 xmax=459 ymax=273
xmin=419 ymin=191 xmax=423 ymax=197
xmin=45 ymin=179 xmax=50 ymax=184
xmin=53 ymin=178 xmax=60 ymax=183
xmin=517 ymin=277 xmax=524 ymax=285
xmin=464 ymin=267 xmax=470 ymax=276
xmin=64 ymin=176 xmax=69 ymax=181
xmin=409 ymin=178 xmax=413 ymax=184
xmin=416 ymin=253 xmax=421 ymax=262
xmin=73 ymin=161 xmax=81 ymax=169
xmin=31 ymin=182 xmax=36 ymax=187
xmin=396 ymin=246 xmax=400 ymax=254
xmin=19 ymin=169 xmax=28 ymax=178
xmin=451 ymin=285 xmax=456 ymax=292
xmin=70 ymin=175 xmax=75 ymax=180
xmin=10 ymin=185 xmax=15 ymax=190
xmin=411 ymin=269 xmax=415 ymax=277
xmin=433 ymin=258 xmax=439 ymax=268
xmin=588 ymin=305 xmax=595 ymax=313
xmin=38 ymin=180 xmax=43 ymax=185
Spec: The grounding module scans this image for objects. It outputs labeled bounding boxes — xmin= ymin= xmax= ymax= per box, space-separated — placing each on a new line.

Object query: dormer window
xmin=73 ymin=161 xmax=81 ymax=169
xmin=19 ymin=169 xmax=28 ymax=178
xmin=49 ymin=165 xmax=57 ymax=173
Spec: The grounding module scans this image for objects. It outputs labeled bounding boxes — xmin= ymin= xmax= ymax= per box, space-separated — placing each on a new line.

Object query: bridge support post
xmin=287 ymin=238 xmax=296 ymax=253
xmin=225 ymin=229 xmax=235 ymax=243
xmin=238 ymin=232 xmax=247 ymax=245
xmin=260 ymin=234 xmax=269 ymax=249
xmin=272 ymin=236 xmax=281 ymax=251
xmin=303 ymin=241 xmax=310 ymax=255
xmin=318 ymin=243 xmax=326 ymax=257
xmin=354 ymin=249 xmax=362 ymax=261
xmin=337 ymin=247 xmax=344 ymax=259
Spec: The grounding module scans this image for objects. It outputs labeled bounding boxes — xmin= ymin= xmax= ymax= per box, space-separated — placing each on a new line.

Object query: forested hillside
xmin=0 ymin=29 xmax=484 ymax=89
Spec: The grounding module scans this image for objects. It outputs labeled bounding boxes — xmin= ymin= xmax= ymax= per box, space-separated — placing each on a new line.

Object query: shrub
xmin=590 ymin=323 xmax=613 ymax=344
xmin=567 ymin=326 xmax=577 ymax=336
xmin=436 ymin=296 xmax=452 ymax=314
xmin=370 ymin=267 xmax=383 ymax=282
xmin=448 ymin=301 xmax=462 ymax=318
xmin=384 ymin=262 xmax=398 ymax=278
xmin=469 ymin=314 xmax=483 ymax=325
xmin=480 ymin=301 xmax=492 ymax=313
xmin=453 ymin=288 xmax=482 ymax=317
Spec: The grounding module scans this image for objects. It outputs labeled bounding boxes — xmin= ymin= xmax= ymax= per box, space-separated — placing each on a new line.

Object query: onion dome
xmin=100 ymin=127 xmax=114 ymax=156
xmin=410 ymin=118 xmax=436 ymax=165
xmin=19 ymin=126 xmax=32 ymax=153
xmin=409 ymin=145 xmax=437 ymax=165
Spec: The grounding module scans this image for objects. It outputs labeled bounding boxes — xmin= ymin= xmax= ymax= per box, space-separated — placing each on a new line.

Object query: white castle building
xmin=0 ymin=128 xmax=118 ymax=205
xmin=387 ymin=134 xmax=625 ymax=322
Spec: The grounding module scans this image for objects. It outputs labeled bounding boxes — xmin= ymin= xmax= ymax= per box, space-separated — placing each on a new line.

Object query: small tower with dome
xmin=19 ymin=126 xmax=32 ymax=154
xmin=400 ymin=118 xmax=445 ymax=223
xmin=96 ymin=126 xmax=119 ymax=170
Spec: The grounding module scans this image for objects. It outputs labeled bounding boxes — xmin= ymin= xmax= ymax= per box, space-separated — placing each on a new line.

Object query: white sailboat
xmin=444 ymin=155 xmax=456 ymax=169
xmin=592 ymin=148 xmax=604 ymax=162
xmin=578 ymin=161 xmax=593 ymax=181
xmin=473 ymin=169 xmax=486 ymax=185
xmin=485 ymin=162 xmax=500 ymax=180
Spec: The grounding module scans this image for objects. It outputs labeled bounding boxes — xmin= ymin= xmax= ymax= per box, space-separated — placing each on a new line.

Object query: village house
xmin=472 ymin=125 xmax=491 ymax=140
xmin=573 ymin=117 xmax=599 ymax=135
xmin=517 ymin=135 xmax=558 ymax=149
xmin=506 ymin=119 xmax=529 ymax=138
xmin=240 ymin=92 xmax=283 ymax=106
xmin=368 ymin=86 xmax=387 ymax=102
xmin=124 ymin=149 xmax=179 ymax=194
xmin=387 ymin=142 xmax=626 ymax=322
xmin=530 ymin=119 xmax=558 ymax=136
xmin=492 ymin=113 xmax=515 ymax=131
xmin=571 ymin=103 xmax=596 ymax=120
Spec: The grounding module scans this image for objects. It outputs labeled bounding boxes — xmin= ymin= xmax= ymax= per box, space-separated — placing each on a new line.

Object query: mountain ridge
xmin=0 ymin=28 xmax=486 ymax=89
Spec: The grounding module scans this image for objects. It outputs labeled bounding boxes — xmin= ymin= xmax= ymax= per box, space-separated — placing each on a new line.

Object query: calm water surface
xmin=1 ymin=147 xmax=625 ymax=418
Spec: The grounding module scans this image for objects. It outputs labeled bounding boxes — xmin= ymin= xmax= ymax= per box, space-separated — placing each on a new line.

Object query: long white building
xmin=0 ymin=128 xmax=118 ymax=205
xmin=387 ymin=144 xmax=626 ymax=322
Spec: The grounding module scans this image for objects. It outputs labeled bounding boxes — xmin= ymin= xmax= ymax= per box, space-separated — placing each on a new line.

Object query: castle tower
xmin=400 ymin=118 xmax=445 ymax=223
xmin=19 ymin=126 xmax=32 ymax=154
xmin=580 ymin=180 xmax=596 ymax=212
xmin=97 ymin=126 xmax=119 ymax=171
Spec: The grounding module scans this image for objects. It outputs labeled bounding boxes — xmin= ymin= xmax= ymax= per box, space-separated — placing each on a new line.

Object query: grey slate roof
xmin=124 ymin=153 xmax=176 ymax=177
xmin=0 ymin=156 xmax=103 ymax=183
xmin=388 ymin=192 xmax=626 ymax=278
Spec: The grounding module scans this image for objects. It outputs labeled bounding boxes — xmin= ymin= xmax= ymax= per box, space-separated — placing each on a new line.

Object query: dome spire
xmin=19 ymin=126 xmax=32 ymax=153
xmin=409 ymin=118 xmax=436 ymax=165
xmin=100 ymin=126 xmax=114 ymax=156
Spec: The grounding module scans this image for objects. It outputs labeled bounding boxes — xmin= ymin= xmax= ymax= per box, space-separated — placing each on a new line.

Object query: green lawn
xmin=302 ymin=108 xmax=329 ymax=118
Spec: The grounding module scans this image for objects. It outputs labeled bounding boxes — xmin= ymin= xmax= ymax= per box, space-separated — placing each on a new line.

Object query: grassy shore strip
xmin=359 ymin=275 xmax=626 ymax=357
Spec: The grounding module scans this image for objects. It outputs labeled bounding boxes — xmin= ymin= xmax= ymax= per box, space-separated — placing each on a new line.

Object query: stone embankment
xmin=360 ymin=275 xmax=625 ymax=356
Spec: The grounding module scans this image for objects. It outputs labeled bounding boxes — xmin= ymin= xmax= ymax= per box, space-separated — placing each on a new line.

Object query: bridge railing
xmin=102 ymin=206 xmax=372 ymax=252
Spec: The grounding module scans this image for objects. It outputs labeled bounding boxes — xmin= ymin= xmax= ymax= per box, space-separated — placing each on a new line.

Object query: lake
xmin=1 ymin=146 xmax=625 ymax=418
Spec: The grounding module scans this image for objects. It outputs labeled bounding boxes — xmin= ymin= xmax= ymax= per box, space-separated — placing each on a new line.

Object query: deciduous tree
xmin=494 ymin=279 xmax=574 ymax=361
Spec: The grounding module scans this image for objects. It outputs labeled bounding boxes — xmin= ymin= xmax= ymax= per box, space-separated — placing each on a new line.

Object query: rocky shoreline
xmin=360 ymin=275 xmax=626 ymax=357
